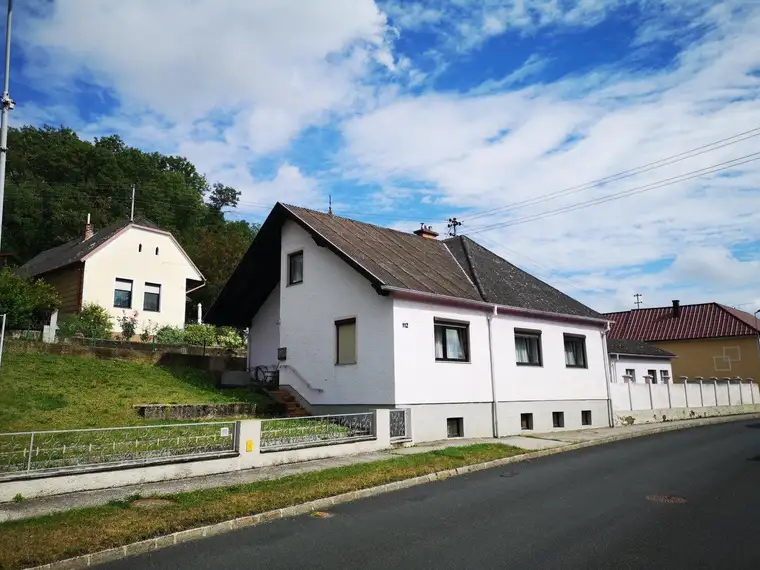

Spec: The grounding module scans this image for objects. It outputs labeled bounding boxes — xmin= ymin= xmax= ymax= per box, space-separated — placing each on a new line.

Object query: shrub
xmin=216 ymin=326 xmax=244 ymax=349
xmin=139 ymin=320 xmax=157 ymax=342
xmin=154 ymin=325 xmax=184 ymax=345
xmin=57 ymin=303 xmax=112 ymax=340
xmin=0 ymin=267 xmax=60 ymax=330
xmin=183 ymin=324 xmax=216 ymax=346
xmin=116 ymin=310 xmax=139 ymax=341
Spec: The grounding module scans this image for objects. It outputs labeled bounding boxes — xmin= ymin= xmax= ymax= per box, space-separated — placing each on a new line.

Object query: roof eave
xmin=383 ymin=286 xmax=609 ymax=326
xmin=608 ymin=352 xmax=676 ymax=359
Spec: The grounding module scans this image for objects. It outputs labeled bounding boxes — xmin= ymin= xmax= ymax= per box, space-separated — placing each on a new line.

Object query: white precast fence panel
xmin=651 ymin=385 xmax=670 ymax=409
xmin=671 ymin=386 xmax=687 ymax=407
xmin=0 ymin=422 xmax=237 ymax=479
xmin=259 ymin=412 xmax=376 ymax=452
xmin=716 ymin=382 xmax=730 ymax=406
xmin=686 ymin=382 xmax=702 ymax=406
xmin=610 ymin=384 xmax=631 ymax=411
xmin=630 ymin=384 xmax=651 ymax=410
xmin=728 ymin=382 xmax=742 ymax=405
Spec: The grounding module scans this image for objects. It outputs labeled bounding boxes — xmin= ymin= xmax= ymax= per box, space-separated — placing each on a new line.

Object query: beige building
xmin=17 ymin=217 xmax=205 ymax=333
xmin=604 ymin=301 xmax=760 ymax=382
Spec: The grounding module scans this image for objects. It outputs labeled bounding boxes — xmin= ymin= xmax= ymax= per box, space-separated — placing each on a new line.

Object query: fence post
xmin=666 ymin=379 xmax=672 ymax=409
xmin=714 ymin=381 xmax=718 ymax=406
xmin=0 ymin=313 xmax=6 ymax=369
xmin=727 ymin=381 xmax=732 ymax=406
xmin=751 ymin=381 xmax=756 ymax=405
xmin=627 ymin=380 xmax=633 ymax=411
xmin=737 ymin=378 xmax=744 ymax=406
xmin=684 ymin=380 xmax=689 ymax=408
xmin=699 ymin=380 xmax=704 ymax=407
xmin=26 ymin=432 xmax=35 ymax=472
xmin=647 ymin=377 xmax=654 ymax=409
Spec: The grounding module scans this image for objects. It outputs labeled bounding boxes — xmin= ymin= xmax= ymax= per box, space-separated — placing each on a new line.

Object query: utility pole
xmin=634 ymin=293 xmax=643 ymax=309
xmin=447 ymin=217 xmax=463 ymax=237
xmin=0 ymin=0 xmax=14 ymax=253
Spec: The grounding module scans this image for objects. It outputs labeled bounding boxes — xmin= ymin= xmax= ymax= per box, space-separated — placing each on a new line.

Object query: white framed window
xmin=336 ymin=318 xmax=357 ymax=365
xmin=564 ymin=334 xmax=587 ymax=368
xmin=143 ymin=283 xmax=161 ymax=312
xmin=113 ymin=278 xmax=133 ymax=309
xmin=288 ymin=251 xmax=304 ymax=285
xmin=660 ymin=369 xmax=670 ymax=383
xmin=434 ymin=320 xmax=470 ymax=362
xmin=648 ymin=369 xmax=658 ymax=384
xmin=625 ymin=368 xmax=636 ymax=382
xmin=515 ymin=329 xmax=542 ymax=366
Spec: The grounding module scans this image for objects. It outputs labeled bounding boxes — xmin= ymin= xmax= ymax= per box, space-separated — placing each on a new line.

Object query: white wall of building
xmin=82 ymin=226 xmax=203 ymax=332
xmin=248 ymin=283 xmax=280 ymax=369
xmin=278 ymin=221 xmax=395 ymax=406
xmin=609 ymin=355 xmax=674 ymax=384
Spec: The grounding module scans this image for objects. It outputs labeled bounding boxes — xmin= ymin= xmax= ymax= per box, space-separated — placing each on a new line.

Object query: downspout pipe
xmin=487 ymin=304 xmax=499 ymax=438
xmin=601 ymin=322 xmax=614 ymax=427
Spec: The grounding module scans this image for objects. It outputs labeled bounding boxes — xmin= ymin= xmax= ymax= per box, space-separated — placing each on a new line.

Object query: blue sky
xmin=6 ymin=0 xmax=760 ymax=312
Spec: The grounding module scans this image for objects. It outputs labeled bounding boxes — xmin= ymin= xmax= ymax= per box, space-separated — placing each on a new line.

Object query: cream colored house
xmin=17 ymin=217 xmax=205 ymax=333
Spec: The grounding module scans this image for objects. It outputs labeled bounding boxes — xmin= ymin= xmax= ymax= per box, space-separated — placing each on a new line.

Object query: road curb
xmin=28 ymin=413 xmax=760 ymax=570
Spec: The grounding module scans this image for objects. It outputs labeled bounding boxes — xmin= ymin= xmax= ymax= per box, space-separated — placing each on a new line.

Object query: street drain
xmin=130 ymin=498 xmax=176 ymax=509
xmin=311 ymin=511 xmax=333 ymax=518
xmin=500 ymin=472 xmax=517 ymax=478
xmin=646 ymin=495 xmax=687 ymax=504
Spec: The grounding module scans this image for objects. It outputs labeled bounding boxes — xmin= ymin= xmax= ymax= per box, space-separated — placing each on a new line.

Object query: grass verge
xmin=0 ymin=352 xmax=268 ymax=431
xmin=0 ymin=443 xmax=523 ymax=569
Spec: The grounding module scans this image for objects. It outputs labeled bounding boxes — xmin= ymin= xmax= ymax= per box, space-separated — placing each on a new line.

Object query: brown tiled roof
xmin=604 ymin=303 xmax=759 ymax=341
xmin=206 ymin=203 xmax=604 ymax=326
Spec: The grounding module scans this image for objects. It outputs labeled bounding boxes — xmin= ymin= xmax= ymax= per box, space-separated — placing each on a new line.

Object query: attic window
xmin=288 ymin=251 xmax=304 ymax=285
xmin=138 ymin=244 xmax=142 ymax=252
xmin=155 ymin=247 xmax=159 ymax=255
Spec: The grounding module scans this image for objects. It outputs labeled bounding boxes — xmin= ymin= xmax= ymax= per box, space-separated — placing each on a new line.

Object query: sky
xmin=6 ymin=0 xmax=760 ymax=314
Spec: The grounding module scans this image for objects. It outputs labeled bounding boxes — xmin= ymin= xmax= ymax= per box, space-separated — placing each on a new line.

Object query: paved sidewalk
xmin=2 ymin=413 xmax=757 ymax=523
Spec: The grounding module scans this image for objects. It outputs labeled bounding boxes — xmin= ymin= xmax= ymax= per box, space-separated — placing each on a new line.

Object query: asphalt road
xmin=100 ymin=420 xmax=760 ymax=569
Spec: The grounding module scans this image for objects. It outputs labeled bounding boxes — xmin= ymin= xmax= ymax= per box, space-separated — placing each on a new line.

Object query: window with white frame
xmin=660 ymin=369 xmax=671 ymax=383
xmin=625 ymin=368 xmax=636 ymax=382
xmin=515 ymin=329 xmax=542 ymax=366
xmin=143 ymin=283 xmax=161 ymax=312
xmin=564 ymin=334 xmax=587 ymax=368
xmin=434 ymin=320 xmax=470 ymax=362
xmin=335 ymin=318 xmax=357 ymax=364
xmin=113 ymin=278 xmax=133 ymax=309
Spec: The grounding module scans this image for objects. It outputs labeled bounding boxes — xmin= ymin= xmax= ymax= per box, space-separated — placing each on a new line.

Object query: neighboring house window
xmin=288 ymin=251 xmax=304 ymax=285
xmin=434 ymin=320 xmax=470 ymax=362
xmin=113 ymin=278 xmax=133 ymax=308
xmin=335 ymin=318 xmax=357 ymax=364
xmin=143 ymin=283 xmax=161 ymax=312
xmin=515 ymin=329 xmax=542 ymax=366
xmin=625 ymin=369 xmax=636 ymax=382
xmin=564 ymin=334 xmax=587 ymax=368
xmin=661 ymin=369 xmax=670 ymax=383
xmin=648 ymin=369 xmax=657 ymax=384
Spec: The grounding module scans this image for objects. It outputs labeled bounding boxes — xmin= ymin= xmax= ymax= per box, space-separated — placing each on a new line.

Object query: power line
xmin=465 ymin=126 xmax=760 ymax=224
xmin=463 ymin=151 xmax=760 ymax=236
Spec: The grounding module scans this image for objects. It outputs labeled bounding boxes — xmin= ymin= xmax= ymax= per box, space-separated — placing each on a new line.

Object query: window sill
xmin=335 ymin=362 xmax=357 ymax=366
xmin=114 ymin=306 xmax=132 ymax=310
xmin=516 ymin=362 xmax=542 ymax=367
xmin=286 ymin=281 xmax=303 ymax=287
xmin=565 ymin=365 xmax=588 ymax=369
xmin=435 ymin=359 xmax=471 ymax=364
xmin=143 ymin=309 xmax=160 ymax=313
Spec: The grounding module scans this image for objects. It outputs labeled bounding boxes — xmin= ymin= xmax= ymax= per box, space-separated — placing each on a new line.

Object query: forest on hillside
xmin=1 ymin=125 xmax=259 ymax=311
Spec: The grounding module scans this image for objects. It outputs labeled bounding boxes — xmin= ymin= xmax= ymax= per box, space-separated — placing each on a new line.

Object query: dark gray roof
xmin=206 ymin=203 xmax=605 ymax=326
xmin=444 ymin=235 xmax=602 ymax=319
xmin=607 ymin=339 xmax=676 ymax=358
xmin=17 ymin=217 xmax=162 ymax=277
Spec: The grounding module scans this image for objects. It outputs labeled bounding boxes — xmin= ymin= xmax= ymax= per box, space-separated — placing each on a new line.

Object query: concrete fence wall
xmin=0 ymin=410 xmax=393 ymax=504
xmin=610 ymin=379 xmax=760 ymax=426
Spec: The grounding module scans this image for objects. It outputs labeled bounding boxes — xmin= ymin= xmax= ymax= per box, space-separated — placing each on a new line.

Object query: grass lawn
xmin=0 ymin=352 xmax=268 ymax=432
xmin=0 ymin=443 xmax=524 ymax=570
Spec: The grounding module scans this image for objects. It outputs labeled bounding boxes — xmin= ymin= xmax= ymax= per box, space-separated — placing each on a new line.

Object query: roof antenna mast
xmin=130 ymin=184 xmax=135 ymax=221
xmin=447 ymin=217 xmax=463 ymax=237
xmin=634 ymin=293 xmax=643 ymax=309
xmin=328 ymin=194 xmax=333 ymax=216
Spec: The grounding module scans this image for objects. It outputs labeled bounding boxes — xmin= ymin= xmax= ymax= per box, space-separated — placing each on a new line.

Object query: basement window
xmin=447 ymin=417 xmax=463 ymax=438
xmin=581 ymin=410 xmax=592 ymax=426
xmin=520 ymin=413 xmax=533 ymax=431
xmin=552 ymin=411 xmax=565 ymax=428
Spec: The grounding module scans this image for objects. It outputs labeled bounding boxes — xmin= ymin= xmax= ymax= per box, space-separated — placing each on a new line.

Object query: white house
xmin=607 ymin=339 xmax=675 ymax=384
xmin=17 ymin=217 xmax=205 ymax=334
xmin=207 ymin=203 xmax=613 ymax=441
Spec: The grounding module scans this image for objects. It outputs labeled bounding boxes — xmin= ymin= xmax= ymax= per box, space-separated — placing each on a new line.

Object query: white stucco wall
xmin=609 ymin=355 xmax=674 ymax=384
xmin=82 ymin=226 xmax=202 ymax=332
xmin=248 ymin=283 xmax=281 ymax=370
xmin=278 ymin=221 xmax=395 ymax=405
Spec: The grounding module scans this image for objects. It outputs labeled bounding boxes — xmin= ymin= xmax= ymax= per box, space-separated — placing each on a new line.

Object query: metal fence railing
xmin=0 ymin=421 xmax=237 ymax=479
xmin=389 ymin=409 xmax=411 ymax=441
xmin=260 ymin=412 xmax=375 ymax=452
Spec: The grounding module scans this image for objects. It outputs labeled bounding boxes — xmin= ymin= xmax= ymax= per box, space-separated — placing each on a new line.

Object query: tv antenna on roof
xmin=447 ymin=217 xmax=463 ymax=237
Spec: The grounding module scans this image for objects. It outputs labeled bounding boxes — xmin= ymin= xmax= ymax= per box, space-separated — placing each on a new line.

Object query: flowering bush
xmin=116 ymin=310 xmax=139 ymax=341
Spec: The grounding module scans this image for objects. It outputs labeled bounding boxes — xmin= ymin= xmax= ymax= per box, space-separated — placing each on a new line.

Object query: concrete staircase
xmin=268 ymin=389 xmax=310 ymax=417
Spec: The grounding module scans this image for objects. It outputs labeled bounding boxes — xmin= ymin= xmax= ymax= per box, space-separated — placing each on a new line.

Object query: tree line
xmin=1 ymin=125 xmax=259 ymax=313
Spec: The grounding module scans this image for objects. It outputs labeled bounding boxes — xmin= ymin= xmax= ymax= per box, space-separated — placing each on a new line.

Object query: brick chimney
xmin=672 ymin=299 xmax=681 ymax=318
xmin=83 ymin=213 xmax=94 ymax=241
xmin=413 ymin=223 xmax=439 ymax=240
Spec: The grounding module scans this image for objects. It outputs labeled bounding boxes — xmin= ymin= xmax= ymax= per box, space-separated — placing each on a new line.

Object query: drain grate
xmin=499 ymin=472 xmax=517 ymax=478
xmin=646 ymin=494 xmax=687 ymax=504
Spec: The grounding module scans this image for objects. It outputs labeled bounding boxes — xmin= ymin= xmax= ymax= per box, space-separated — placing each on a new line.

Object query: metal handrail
xmin=280 ymin=363 xmax=324 ymax=392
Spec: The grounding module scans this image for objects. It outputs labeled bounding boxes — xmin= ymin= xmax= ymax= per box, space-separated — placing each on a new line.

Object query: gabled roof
xmin=16 ymin=217 xmax=164 ymax=277
xmin=206 ymin=203 xmax=604 ymax=326
xmin=607 ymin=339 xmax=676 ymax=359
xmin=604 ymin=303 xmax=759 ymax=342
